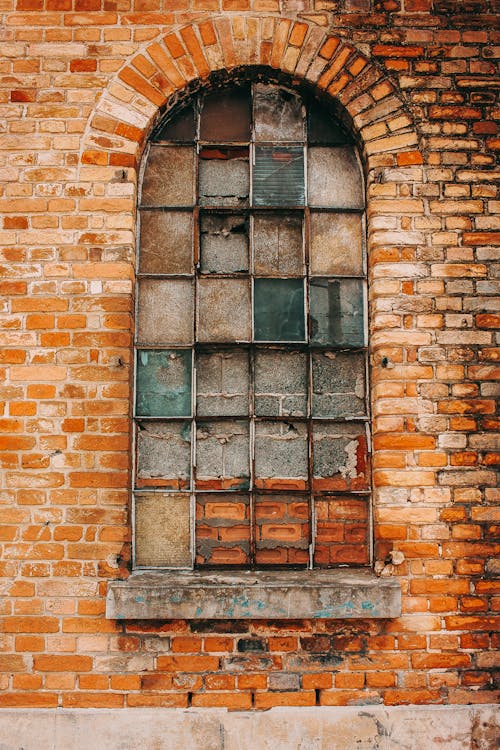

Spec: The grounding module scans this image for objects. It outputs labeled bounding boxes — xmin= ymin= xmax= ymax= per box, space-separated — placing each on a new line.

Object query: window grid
xmin=134 ymin=84 xmax=370 ymax=570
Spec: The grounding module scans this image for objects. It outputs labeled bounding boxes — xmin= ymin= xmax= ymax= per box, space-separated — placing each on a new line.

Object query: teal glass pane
xmin=310 ymin=278 xmax=365 ymax=348
xmin=253 ymin=146 xmax=305 ymax=207
xmin=254 ymin=279 xmax=305 ymax=342
xmin=136 ymin=349 xmax=191 ymax=417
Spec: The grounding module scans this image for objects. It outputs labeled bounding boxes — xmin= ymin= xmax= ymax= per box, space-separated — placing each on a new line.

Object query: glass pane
xmin=312 ymin=422 xmax=369 ymax=491
xmin=253 ymin=146 xmax=305 ymax=207
xmin=310 ymin=278 xmax=365 ymax=348
xmin=136 ymin=349 xmax=191 ymax=418
xmin=307 ymin=101 xmax=352 ymax=145
xmin=200 ymin=214 xmax=248 ymax=274
xmin=253 ymin=84 xmax=305 ymax=142
xmin=254 ymin=494 xmax=309 ymax=566
xmin=308 ymin=146 xmax=364 ymax=209
xmin=135 ymin=492 xmax=191 ymax=567
xmin=139 ymin=210 xmax=193 ymax=275
xmin=312 ymin=351 xmax=366 ymax=418
xmin=314 ymin=496 xmax=369 ymax=567
xmin=196 ymin=494 xmax=250 ymax=566
xmin=196 ymin=350 xmax=249 ymax=417
xmin=199 ymin=148 xmax=249 ymax=207
xmin=151 ymin=105 xmax=195 ymax=142
xmin=254 ymin=421 xmax=308 ymax=490
xmin=253 ymin=213 xmax=303 ymax=276
xmin=197 ymin=278 xmax=251 ymax=343
xmin=255 ymin=350 xmax=307 ymax=417
xmin=200 ymin=87 xmax=251 ymax=142
xmin=310 ymin=212 xmax=364 ymax=277
xmin=196 ymin=421 xmax=249 ymax=491
xmin=141 ymin=146 xmax=195 ymax=207
xmin=136 ymin=421 xmax=191 ymax=490
xmin=137 ymin=279 xmax=193 ymax=345
xmin=254 ymin=279 xmax=305 ymax=342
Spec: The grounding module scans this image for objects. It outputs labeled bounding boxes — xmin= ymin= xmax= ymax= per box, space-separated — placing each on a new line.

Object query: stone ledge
xmin=106 ymin=569 xmax=401 ymax=620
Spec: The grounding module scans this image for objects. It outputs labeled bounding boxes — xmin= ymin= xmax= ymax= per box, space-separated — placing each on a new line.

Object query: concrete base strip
xmin=0 ymin=705 xmax=497 ymax=750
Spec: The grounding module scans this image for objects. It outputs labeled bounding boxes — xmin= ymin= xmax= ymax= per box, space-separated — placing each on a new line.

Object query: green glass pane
xmin=253 ymin=146 xmax=305 ymax=207
xmin=136 ymin=349 xmax=191 ymax=417
xmin=310 ymin=278 xmax=365 ymax=348
xmin=254 ymin=279 xmax=305 ymax=342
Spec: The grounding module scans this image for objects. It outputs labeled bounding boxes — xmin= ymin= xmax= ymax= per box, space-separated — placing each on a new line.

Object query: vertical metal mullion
xmin=249 ymin=87 xmax=256 ymax=568
xmin=191 ymin=96 xmax=201 ymax=570
xmin=305 ymin=202 xmax=315 ymax=570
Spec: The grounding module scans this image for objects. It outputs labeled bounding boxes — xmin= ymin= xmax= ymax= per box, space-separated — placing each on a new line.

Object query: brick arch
xmin=80 ymin=15 xmax=420 ymax=174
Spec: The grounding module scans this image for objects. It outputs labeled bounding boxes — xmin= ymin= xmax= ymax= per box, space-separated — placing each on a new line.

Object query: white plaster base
xmin=0 ymin=705 xmax=497 ymax=750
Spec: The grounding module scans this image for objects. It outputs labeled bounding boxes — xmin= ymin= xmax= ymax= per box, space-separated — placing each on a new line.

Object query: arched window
xmin=133 ymin=83 xmax=369 ymax=571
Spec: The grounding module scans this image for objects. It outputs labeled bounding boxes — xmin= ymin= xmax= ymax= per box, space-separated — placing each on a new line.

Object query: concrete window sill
xmin=106 ymin=569 xmax=401 ymax=620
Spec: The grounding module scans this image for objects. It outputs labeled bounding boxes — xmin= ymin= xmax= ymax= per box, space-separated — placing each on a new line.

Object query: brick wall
xmin=0 ymin=0 xmax=499 ymax=710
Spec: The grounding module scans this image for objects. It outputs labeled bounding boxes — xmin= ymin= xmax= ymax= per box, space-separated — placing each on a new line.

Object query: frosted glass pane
xmin=139 ymin=210 xmax=193 ymax=275
xmin=196 ymin=421 xmax=249 ymax=491
xmin=310 ymin=212 xmax=364 ymax=276
xmin=310 ymin=278 xmax=365 ymax=348
xmin=253 ymin=146 xmax=305 ymax=207
xmin=200 ymin=88 xmax=251 ymax=142
xmin=199 ymin=148 xmax=249 ymax=207
xmin=137 ymin=279 xmax=193 ymax=345
xmin=197 ymin=279 xmax=251 ymax=343
xmin=196 ymin=350 xmax=249 ymax=417
xmin=253 ymin=85 xmax=305 ymax=142
xmin=255 ymin=350 xmax=307 ymax=417
xmin=136 ymin=421 xmax=191 ymax=490
xmin=200 ymin=214 xmax=248 ymax=273
xmin=312 ymin=351 xmax=366 ymax=418
xmin=254 ymin=279 xmax=305 ymax=342
xmin=136 ymin=349 xmax=191 ymax=417
xmin=253 ymin=214 xmax=303 ymax=276
xmin=312 ymin=422 xmax=369 ymax=491
xmin=135 ymin=492 xmax=191 ymax=567
xmin=141 ymin=146 xmax=195 ymax=207
xmin=308 ymin=147 xmax=364 ymax=209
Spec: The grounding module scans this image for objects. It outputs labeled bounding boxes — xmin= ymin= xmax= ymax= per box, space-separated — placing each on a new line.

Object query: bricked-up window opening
xmin=134 ymin=84 xmax=370 ymax=570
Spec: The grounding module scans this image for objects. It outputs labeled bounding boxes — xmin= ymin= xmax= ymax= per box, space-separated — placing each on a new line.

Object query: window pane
xmin=136 ymin=421 xmax=191 ymax=490
xmin=151 ymin=105 xmax=195 ymax=142
xmin=309 ymin=278 xmax=365 ymax=348
xmin=141 ymin=146 xmax=195 ymax=207
xmin=314 ymin=496 xmax=369 ymax=567
xmin=135 ymin=492 xmax=191 ymax=567
xmin=312 ymin=351 xmax=366 ymax=418
xmin=254 ymin=279 xmax=305 ymax=342
xmin=136 ymin=349 xmax=191 ymax=418
xmin=197 ymin=278 xmax=251 ymax=342
xmin=308 ymin=147 xmax=364 ymax=208
xmin=137 ymin=279 xmax=194 ymax=345
xmin=312 ymin=422 xmax=369 ymax=491
xmin=196 ymin=494 xmax=250 ymax=566
xmin=199 ymin=148 xmax=249 ymax=207
xmin=196 ymin=421 xmax=249 ymax=491
xmin=196 ymin=350 xmax=249 ymax=417
xmin=200 ymin=214 xmax=249 ymax=274
xmin=254 ymin=421 xmax=308 ymax=490
xmin=253 ymin=84 xmax=305 ymax=142
xmin=307 ymin=101 xmax=352 ymax=145
xmin=200 ymin=87 xmax=251 ymax=142
xmin=255 ymin=494 xmax=309 ymax=566
xmin=255 ymin=350 xmax=307 ymax=417
xmin=253 ymin=213 xmax=303 ymax=276
xmin=310 ymin=212 xmax=364 ymax=277
xmin=253 ymin=146 xmax=305 ymax=207
xmin=139 ymin=210 xmax=193 ymax=275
